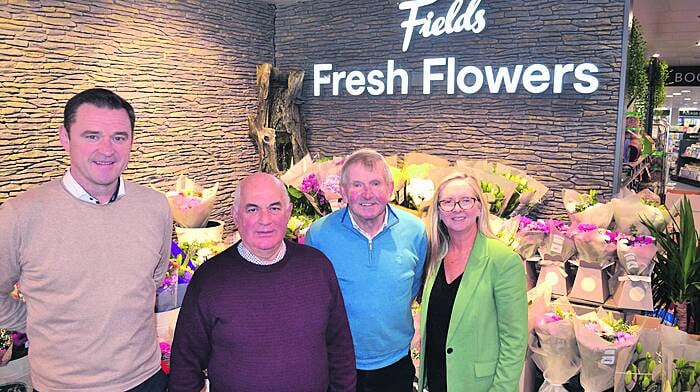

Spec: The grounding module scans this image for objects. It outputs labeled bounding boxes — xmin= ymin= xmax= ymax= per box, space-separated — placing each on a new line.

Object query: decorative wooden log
xmin=247 ymin=63 xmax=308 ymax=174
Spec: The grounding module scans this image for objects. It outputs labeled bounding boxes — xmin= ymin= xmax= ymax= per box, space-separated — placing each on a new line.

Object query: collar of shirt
xmin=348 ymin=205 xmax=389 ymax=240
xmin=237 ymin=241 xmax=287 ymax=265
xmin=61 ymin=169 xmax=125 ymax=205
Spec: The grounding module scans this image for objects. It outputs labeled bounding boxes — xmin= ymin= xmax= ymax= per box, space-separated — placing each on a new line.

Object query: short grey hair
xmin=340 ymin=148 xmax=393 ymax=186
xmin=231 ymin=173 xmax=290 ymax=215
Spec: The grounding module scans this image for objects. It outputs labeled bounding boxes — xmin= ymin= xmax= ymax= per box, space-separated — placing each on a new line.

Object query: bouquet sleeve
xmin=572 ymin=227 xmax=617 ymax=267
xmin=563 ymin=189 xmax=613 ymax=229
xmin=530 ymin=298 xmax=581 ymax=392
xmin=573 ymin=311 xmax=639 ymax=392
xmin=659 ymin=325 xmax=700 ymax=391
xmin=611 ymin=191 xmax=669 ymax=235
xmin=166 ymin=175 xmax=218 ymax=228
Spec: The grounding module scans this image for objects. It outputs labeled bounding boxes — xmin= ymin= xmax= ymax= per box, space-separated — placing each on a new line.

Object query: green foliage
xmin=641 ymin=197 xmax=700 ymax=332
xmin=480 ymin=180 xmax=505 ymax=214
xmin=626 ymin=17 xmax=649 ymax=110
xmin=653 ymin=59 xmax=669 ymax=110
xmin=574 ymin=190 xmax=599 ymax=213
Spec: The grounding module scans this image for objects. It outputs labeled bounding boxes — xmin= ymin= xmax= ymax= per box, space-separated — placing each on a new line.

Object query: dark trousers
xmin=34 ymin=369 xmax=167 ymax=392
xmin=356 ymin=354 xmax=415 ymax=392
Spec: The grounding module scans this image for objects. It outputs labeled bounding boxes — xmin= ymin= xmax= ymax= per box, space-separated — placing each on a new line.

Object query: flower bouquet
xmin=529 ymin=297 xmax=581 ymax=392
xmin=574 ymin=310 xmax=640 ymax=392
xmin=659 ymin=325 xmax=700 ymax=392
xmin=620 ymin=316 xmax=663 ymax=392
xmin=0 ymin=329 xmax=11 ymax=366
xmin=166 ymin=175 xmax=223 ymax=246
xmin=166 ymin=174 xmax=219 ymax=229
xmin=569 ymin=225 xmax=619 ymax=303
xmin=515 ymin=216 xmax=548 ymax=260
xmin=536 ymin=220 xmax=576 ymax=295
xmin=156 ymin=261 xmax=179 ymax=312
xmin=612 ymin=189 xmax=670 ymax=236
xmin=390 ymin=152 xmax=450 ymax=215
xmin=171 ymin=240 xmax=228 ymax=307
xmin=281 ymin=155 xmax=343 ymax=241
xmin=0 ymin=329 xmax=30 ymax=389
xmin=609 ymin=235 xmax=657 ymax=311
xmin=563 ymin=189 xmax=614 ymax=229
xmin=493 ymin=162 xmax=549 ymax=217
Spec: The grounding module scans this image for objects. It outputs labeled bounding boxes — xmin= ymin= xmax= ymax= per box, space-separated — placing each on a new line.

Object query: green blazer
xmin=418 ymin=233 xmax=528 ymax=392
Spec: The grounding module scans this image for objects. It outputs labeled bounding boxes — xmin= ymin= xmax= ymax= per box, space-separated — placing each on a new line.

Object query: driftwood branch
xmin=247 ymin=63 xmax=308 ymax=174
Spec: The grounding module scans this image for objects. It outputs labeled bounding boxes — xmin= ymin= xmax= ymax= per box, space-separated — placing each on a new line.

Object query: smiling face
xmin=59 ymin=103 xmax=132 ymax=203
xmin=437 ymin=178 xmax=482 ymax=236
xmin=233 ymin=173 xmax=292 ymax=260
xmin=341 ymin=162 xmax=394 ymax=235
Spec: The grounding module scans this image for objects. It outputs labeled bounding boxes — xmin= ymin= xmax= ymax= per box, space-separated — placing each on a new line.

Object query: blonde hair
xmin=425 ymin=172 xmax=495 ymax=278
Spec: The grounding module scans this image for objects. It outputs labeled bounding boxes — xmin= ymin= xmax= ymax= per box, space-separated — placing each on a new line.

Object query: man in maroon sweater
xmin=168 ymin=173 xmax=356 ymax=391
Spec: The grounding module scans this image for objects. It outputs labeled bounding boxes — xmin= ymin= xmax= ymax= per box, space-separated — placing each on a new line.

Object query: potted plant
xmin=642 ymin=196 xmax=700 ymax=332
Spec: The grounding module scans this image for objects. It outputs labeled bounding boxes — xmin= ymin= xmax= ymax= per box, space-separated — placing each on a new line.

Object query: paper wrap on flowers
xmin=0 ymin=355 xmax=31 ymax=390
xmin=573 ymin=311 xmax=639 ymax=392
xmin=563 ymin=189 xmax=613 ymax=229
xmin=166 ymin=175 xmax=218 ymax=229
xmin=609 ymin=236 xmax=657 ymax=311
xmin=493 ymin=162 xmax=550 ymax=217
xmin=616 ymin=315 xmax=662 ymax=392
xmin=659 ymin=325 xmax=700 ymax=391
xmin=529 ymin=297 xmax=581 ymax=392
xmin=156 ymin=264 xmax=178 ymax=313
xmin=611 ymin=189 xmax=670 ymax=235
xmin=513 ymin=216 xmax=547 ymax=290
xmin=569 ymin=226 xmax=617 ymax=303
xmin=536 ymin=221 xmax=576 ymax=295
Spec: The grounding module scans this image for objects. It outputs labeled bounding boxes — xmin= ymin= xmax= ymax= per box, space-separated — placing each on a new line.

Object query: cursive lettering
xmin=399 ymin=0 xmax=486 ymax=52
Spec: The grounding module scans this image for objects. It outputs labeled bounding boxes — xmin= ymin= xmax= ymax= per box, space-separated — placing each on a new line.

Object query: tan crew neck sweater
xmin=0 ymin=179 xmax=172 ymax=391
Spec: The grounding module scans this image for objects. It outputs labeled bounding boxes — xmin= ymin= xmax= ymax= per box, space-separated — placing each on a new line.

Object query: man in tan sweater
xmin=0 ymin=88 xmax=173 ymax=391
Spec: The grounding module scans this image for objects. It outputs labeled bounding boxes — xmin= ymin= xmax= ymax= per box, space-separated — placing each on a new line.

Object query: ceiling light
xmin=682 ymin=90 xmax=691 ymax=93
xmin=695 ymin=102 xmax=699 ymax=105
xmin=673 ymin=92 xmax=682 ymax=96
xmin=666 ymin=95 xmax=673 ymax=98
xmin=652 ymin=53 xmax=660 ymax=58
xmin=684 ymin=97 xmax=691 ymax=100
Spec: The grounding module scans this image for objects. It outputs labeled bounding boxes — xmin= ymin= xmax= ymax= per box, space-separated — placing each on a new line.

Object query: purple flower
xmin=518 ymin=215 xmax=533 ymax=229
xmin=630 ymin=235 xmax=655 ymax=247
xmin=605 ymin=230 xmax=621 ymax=243
xmin=577 ymin=223 xmax=598 ymax=232
xmin=301 ymin=174 xmax=321 ymax=193
xmin=11 ymin=332 xmax=27 ymax=348
xmin=321 ymin=175 xmax=341 ymax=194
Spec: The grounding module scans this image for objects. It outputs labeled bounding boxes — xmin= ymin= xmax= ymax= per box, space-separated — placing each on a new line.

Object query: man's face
xmin=341 ymin=162 xmax=394 ymax=229
xmin=59 ymin=103 xmax=132 ymax=198
xmin=233 ymin=174 xmax=292 ymax=259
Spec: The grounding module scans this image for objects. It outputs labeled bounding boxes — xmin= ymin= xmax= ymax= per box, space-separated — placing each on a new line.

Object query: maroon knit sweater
xmin=168 ymin=240 xmax=356 ymax=392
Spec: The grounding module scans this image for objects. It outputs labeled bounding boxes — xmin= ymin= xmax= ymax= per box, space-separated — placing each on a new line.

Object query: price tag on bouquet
xmin=601 ymin=348 xmax=616 ymax=365
xmin=623 ymin=253 xmax=639 ymax=271
xmin=551 ymin=234 xmax=565 ymax=254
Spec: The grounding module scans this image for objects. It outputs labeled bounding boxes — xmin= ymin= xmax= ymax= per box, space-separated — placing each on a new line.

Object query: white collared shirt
xmin=237 ymin=241 xmax=287 ymax=265
xmin=61 ymin=169 xmax=125 ymax=205
xmin=348 ymin=206 xmax=389 ymax=240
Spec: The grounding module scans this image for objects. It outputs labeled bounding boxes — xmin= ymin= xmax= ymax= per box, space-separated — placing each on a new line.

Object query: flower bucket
xmin=175 ymin=220 xmax=224 ymax=244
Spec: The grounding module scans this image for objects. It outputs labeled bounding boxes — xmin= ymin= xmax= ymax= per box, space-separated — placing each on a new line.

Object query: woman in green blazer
xmin=417 ymin=172 xmax=527 ymax=392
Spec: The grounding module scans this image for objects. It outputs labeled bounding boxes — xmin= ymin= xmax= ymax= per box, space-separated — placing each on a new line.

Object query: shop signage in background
xmin=679 ymin=110 xmax=700 ymax=117
xmin=313 ymin=0 xmax=601 ymax=97
xmin=666 ymin=66 xmax=700 ymax=87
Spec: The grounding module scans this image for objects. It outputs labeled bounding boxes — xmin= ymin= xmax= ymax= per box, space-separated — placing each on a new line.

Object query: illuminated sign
xmin=312 ymin=0 xmax=601 ymax=96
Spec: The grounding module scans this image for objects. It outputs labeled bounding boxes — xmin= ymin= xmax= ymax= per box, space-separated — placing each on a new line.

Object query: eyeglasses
xmin=438 ymin=197 xmax=478 ymax=212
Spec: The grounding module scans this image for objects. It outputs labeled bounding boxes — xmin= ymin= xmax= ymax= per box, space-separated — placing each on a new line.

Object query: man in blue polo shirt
xmin=306 ymin=148 xmax=427 ymax=392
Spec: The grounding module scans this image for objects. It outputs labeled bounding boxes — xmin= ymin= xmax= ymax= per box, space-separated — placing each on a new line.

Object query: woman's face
xmin=437 ymin=178 xmax=481 ymax=235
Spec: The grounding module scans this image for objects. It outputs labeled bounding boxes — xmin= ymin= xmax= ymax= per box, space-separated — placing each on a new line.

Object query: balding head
xmin=231 ymin=173 xmax=292 ymax=260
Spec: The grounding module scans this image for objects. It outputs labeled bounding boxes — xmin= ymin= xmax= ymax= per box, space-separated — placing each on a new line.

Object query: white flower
xmin=406 ymin=178 xmax=435 ymax=205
